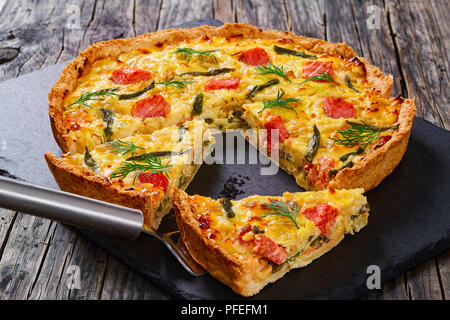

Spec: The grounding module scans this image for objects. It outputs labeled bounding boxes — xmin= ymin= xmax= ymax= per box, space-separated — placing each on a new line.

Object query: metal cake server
xmin=0 ymin=176 xmax=205 ymax=277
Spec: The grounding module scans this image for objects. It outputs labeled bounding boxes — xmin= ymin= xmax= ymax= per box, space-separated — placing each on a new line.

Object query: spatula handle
xmin=0 ymin=176 xmax=143 ymax=239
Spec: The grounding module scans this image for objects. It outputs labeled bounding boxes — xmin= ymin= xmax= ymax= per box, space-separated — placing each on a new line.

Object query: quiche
xmin=46 ymin=120 xmax=213 ymax=229
xmin=43 ymin=23 xmax=413 ymax=295
xmin=172 ymin=188 xmax=369 ymax=296
xmin=46 ymin=23 xmax=415 ymax=203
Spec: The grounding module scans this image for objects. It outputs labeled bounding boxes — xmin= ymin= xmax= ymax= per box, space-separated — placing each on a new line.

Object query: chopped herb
xmin=310 ymin=235 xmax=328 ymax=247
xmin=155 ymin=77 xmax=193 ymax=90
xmin=126 ymin=149 xmax=190 ymax=161
xmin=345 ymin=75 xmax=361 ymax=93
xmin=252 ymin=225 xmax=265 ymax=234
xmin=331 ymin=121 xmax=399 ymax=148
xmin=256 ymin=64 xmax=291 ymax=82
xmin=110 ymin=154 xmax=171 ymax=184
xmin=328 ymin=161 xmax=354 ymax=178
xmin=180 ymin=68 xmax=234 ymax=77
xmin=99 ymin=108 xmax=114 ymax=142
xmin=191 ymin=93 xmax=204 ymax=116
xmin=271 ymin=261 xmax=289 ymax=274
xmin=287 ymin=249 xmax=304 ymax=263
xmin=260 ymin=199 xmax=300 ymax=229
xmin=172 ymin=48 xmax=218 ymax=62
xmin=67 ymin=88 xmax=118 ymax=108
xmin=339 ymin=147 xmax=364 ymax=162
xmin=219 ymin=198 xmax=235 ymax=218
xmin=304 ymin=124 xmax=320 ymax=162
xmin=84 ymin=147 xmax=98 ymax=173
xmin=299 ymin=72 xmax=339 ymax=85
xmin=118 ymin=81 xmax=155 ymax=100
xmin=178 ymin=175 xmax=188 ymax=188
xmin=246 ymin=78 xmax=280 ymax=99
xmin=258 ymin=90 xmax=299 ymax=115
xmin=273 ymin=45 xmax=317 ymax=59
xmin=106 ymin=140 xmax=145 ymax=158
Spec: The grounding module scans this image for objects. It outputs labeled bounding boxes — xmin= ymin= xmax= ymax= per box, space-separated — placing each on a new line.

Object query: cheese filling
xmin=62 ymin=36 xmax=401 ymax=191
xmin=188 ymin=189 xmax=369 ymax=271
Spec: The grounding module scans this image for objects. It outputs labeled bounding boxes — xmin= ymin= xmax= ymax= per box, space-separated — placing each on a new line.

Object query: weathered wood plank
xmin=57 ymin=0 xmax=137 ymax=63
xmin=158 ymin=0 xmax=213 ymax=30
xmin=28 ymin=224 xmax=78 ymax=299
xmin=0 ymin=0 xmax=94 ymax=79
xmin=133 ymin=0 xmax=162 ymax=35
xmin=235 ymin=0 xmax=289 ymax=30
xmin=100 ymin=256 xmax=171 ymax=300
xmin=366 ymin=275 xmax=409 ymax=300
xmin=63 ymin=234 xmax=109 ymax=300
xmin=212 ymin=0 xmax=235 ymax=23
xmin=385 ymin=0 xmax=449 ymax=300
xmin=284 ymin=0 xmax=324 ymax=39
xmin=0 ymin=208 xmax=16 ymax=255
xmin=0 ymin=213 xmax=56 ymax=299
xmin=387 ymin=0 xmax=449 ymax=129
xmin=437 ymin=251 xmax=449 ymax=299
xmin=406 ymin=259 xmax=443 ymax=300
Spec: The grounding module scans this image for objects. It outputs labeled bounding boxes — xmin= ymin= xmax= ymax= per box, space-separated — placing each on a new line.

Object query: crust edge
xmin=44 ymin=152 xmax=162 ymax=229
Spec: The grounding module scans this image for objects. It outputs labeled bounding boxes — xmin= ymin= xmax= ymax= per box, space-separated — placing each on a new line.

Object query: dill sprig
xmin=155 ymin=77 xmax=194 ymax=90
xmin=299 ymin=72 xmax=339 ymax=85
xmin=258 ymin=90 xmax=300 ymax=115
xmin=256 ymin=64 xmax=291 ymax=82
xmin=106 ymin=140 xmax=145 ymax=158
xmin=172 ymin=48 xmax=218 ymax=62
xmin=260 ymin=199 xmax=300 ymax=229
xmin=331 ymin=121 xmax=399 ymax=149
xmin=345 ymin=75 xmax=361 ymax=93
xmin=110 ymin=154 xmax=171 ymax=184
xmin=67 ymin=88 xmax=118 ymax=108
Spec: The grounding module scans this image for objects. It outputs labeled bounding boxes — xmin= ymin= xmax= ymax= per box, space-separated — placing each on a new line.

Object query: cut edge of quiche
xmin=45 ymin=120 xmax=214 ymax=229
xmin=172 ymin=187 xmax=369 ymax=297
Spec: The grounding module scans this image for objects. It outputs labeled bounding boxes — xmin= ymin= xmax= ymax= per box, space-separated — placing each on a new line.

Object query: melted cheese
xmin=64 ymin=120 xmax=212 ymax=200
xmin=62 ymin=36 xmax=401 ymax=191
xmin=189 ymin=189 xmax=368 ymax=263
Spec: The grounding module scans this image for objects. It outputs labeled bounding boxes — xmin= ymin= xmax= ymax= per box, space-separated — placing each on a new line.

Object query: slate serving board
xmin=0 ymin=19 xmax=449 ymax=300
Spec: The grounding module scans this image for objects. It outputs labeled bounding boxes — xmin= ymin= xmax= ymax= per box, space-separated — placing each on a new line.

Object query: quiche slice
xmin=45 ymin=120 xmax=213 ymax=229
xmin=172 ymin=188 xmax=369 ymax=296
xmin=49 ymin=23 xmax=416 ymax=193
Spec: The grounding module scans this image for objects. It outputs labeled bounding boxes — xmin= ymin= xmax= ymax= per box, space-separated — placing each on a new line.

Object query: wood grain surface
xmin=0 ymin=0 xmax=448 ymax=300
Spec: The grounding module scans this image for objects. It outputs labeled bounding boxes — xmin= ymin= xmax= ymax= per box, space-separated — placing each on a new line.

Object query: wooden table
xmin=0 ymin=0 xmax=448 ymax=300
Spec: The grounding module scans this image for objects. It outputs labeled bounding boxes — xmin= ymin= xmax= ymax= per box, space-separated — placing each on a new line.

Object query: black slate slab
xmin=0 ymin=19 xmax=449 ymax=299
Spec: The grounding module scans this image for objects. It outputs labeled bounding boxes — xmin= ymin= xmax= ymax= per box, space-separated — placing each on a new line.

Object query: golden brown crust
xmin=45 ymin=152 xmax=162 ymax=229
xmin=172 ymin=188 xmax=263 ymax=296
xmin=329 ymin=98 xmax=416 ymax=191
